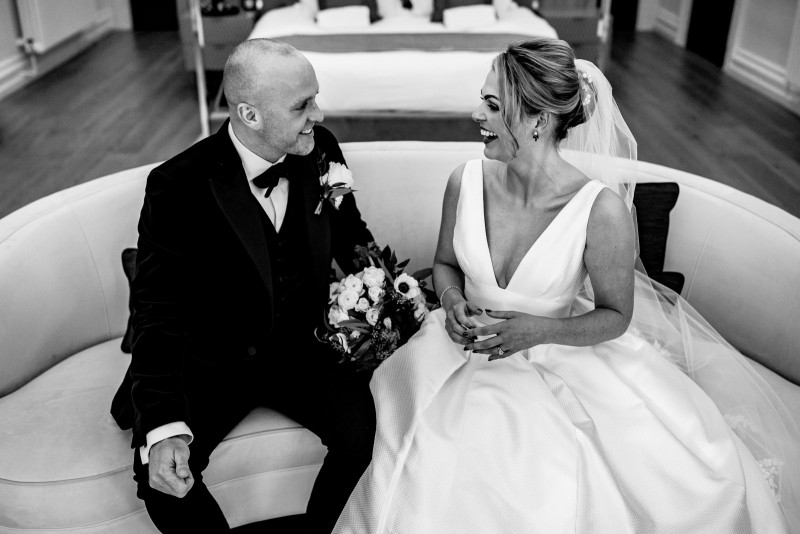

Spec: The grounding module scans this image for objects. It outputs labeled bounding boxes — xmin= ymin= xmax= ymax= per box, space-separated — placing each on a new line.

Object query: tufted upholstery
xmin=1 ymin=141 xmax=798 ymax=532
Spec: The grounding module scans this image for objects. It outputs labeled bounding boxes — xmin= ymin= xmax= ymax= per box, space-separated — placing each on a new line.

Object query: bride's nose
xmin=471 ymin=107 xmax=484 ymax=123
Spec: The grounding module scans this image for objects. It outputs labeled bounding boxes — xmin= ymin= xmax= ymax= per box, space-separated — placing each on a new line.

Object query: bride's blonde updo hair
xmin=493 ymin=38 xmax=593 ymax=153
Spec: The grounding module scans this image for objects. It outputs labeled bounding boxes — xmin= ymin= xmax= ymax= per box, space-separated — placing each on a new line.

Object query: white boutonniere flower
xmin=315 ymin=152 xmax=356 ymax=215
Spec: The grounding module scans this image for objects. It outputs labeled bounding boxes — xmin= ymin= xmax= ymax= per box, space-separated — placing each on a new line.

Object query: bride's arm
xmin=465 ymin=188 xmax=635 ymax=356
xmin=433 ymin=164 xmax=483 ymax=345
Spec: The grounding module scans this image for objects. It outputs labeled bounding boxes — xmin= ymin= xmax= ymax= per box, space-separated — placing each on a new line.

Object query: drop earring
xmin=533 ymin=129 xmax=539 ymax=142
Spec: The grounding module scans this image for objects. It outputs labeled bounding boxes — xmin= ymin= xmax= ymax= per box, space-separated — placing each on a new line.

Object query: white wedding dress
xmin=334 ymin=160 xmax=789 ymax=534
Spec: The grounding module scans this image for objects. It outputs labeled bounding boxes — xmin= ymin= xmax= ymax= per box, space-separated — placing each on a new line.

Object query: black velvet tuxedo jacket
xmin=111 ymin=124 xmax=373 ymax=448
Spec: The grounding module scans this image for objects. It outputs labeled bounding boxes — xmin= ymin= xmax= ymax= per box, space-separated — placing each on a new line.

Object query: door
xmin=685 ymin=0 xmax=735 ymax=67
xmin=129 ymin=0 xmax=179 ymax=31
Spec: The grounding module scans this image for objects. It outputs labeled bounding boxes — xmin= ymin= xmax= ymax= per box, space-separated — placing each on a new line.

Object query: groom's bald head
xmin=223 ymin=39 xmax=300 ymax=107
xmin=222 ymin=38 xmax=323 ymax=162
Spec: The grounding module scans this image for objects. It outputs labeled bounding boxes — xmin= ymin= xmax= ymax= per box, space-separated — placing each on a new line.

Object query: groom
xmin=110 ymin=39 xmax=376 ymax=533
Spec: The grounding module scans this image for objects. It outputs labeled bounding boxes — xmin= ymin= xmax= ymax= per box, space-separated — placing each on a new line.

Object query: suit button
xmin=246 ymin=346 xmax=257 ymax=356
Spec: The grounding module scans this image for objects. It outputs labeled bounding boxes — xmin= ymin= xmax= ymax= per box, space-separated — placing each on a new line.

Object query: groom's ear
xmin=237 ymin=103 xmax=260 ymax=129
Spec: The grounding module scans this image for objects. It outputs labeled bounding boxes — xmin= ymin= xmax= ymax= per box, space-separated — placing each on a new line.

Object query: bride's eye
xmin=480 ymin=95 xmax=499 ymax=112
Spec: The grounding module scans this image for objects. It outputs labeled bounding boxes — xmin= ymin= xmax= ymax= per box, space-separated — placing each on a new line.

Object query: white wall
xmin=636 ymin=0 xmax=658 ymax=30
xmin=725 ymin=0 xmax=800 ymax=114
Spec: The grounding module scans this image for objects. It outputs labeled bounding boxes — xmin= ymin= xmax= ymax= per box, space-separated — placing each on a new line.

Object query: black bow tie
xmin=252 ymin=161 xmax=288 ymax=198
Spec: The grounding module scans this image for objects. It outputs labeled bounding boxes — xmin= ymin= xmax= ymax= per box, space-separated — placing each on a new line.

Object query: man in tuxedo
xmin=110 ymin=39 xmax=376 ymax=533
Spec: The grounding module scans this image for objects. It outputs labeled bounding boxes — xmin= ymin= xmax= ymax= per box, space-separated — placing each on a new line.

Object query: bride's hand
xmin=463 ymin=310 xmax=545 ymax=360
xmin=444 ymin=299 xmax=483 ymax=345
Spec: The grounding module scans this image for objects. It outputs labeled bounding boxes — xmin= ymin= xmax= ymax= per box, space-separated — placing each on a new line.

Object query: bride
xmin=334 ymin=38 xmax=798 ymax=533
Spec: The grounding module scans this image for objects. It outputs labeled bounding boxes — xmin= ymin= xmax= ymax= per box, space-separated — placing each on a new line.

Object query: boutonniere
xmin=315 ymin=151 xmax=356 ymax=215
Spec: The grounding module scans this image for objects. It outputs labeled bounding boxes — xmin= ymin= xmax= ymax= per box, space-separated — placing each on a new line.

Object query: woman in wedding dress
xmin=334 ymin=38 xmax=798 ymax=533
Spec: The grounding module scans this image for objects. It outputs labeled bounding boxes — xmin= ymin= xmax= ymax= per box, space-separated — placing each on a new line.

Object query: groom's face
xmin=255 ymin=56 xmax=323 ymax=158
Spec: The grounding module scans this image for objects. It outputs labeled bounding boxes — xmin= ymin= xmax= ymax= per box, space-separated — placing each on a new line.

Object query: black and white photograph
xmin=0 ymin=0 xmax=798 ymax=532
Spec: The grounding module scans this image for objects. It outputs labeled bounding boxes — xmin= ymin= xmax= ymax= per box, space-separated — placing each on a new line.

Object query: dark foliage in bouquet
xmin=317 ymin=242 xmax=439 ymax=371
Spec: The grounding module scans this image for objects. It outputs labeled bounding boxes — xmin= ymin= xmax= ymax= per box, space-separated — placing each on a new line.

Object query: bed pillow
xmin=442 ymin=4 xmax=495 ymax=29
xmin=316 ymin=5 xmax=372 ymax=27
xmin=318 ymin=0 xmax=381 ymax=21
xmin=431 ymin=0 xmax=490 ymax=22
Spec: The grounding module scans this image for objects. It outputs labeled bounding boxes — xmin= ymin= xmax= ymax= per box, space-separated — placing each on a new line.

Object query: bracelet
xmin=439 ymin=285 xmax=464 ymax=305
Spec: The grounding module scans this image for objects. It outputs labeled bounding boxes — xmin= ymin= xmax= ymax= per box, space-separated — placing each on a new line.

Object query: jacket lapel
xmin=208 ymin=127 xmax=274 ymax=305
xmin=289 ymin=153 xmax=331 ymax=296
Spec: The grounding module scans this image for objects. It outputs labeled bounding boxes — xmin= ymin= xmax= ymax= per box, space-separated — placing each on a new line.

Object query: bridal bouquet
xmin=318 ymin=242 xmax=438 ymax=371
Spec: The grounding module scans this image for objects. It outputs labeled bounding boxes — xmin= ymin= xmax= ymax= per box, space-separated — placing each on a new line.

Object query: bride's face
xmin=472 ymin=70 xmax=512 ymax=162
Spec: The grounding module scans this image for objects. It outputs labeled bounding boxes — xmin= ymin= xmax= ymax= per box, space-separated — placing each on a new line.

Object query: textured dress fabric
xmin=333 ymin=160 xmax=787 ymax=534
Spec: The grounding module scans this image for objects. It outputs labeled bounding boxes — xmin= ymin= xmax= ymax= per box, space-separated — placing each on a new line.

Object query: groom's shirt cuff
xmin=139 ymin=422 xmax=194 ymax=465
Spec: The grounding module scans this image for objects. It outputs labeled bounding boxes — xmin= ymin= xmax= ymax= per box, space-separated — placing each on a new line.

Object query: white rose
xmin=328 ymin=306 xmax=349 ymax=326
xmin=343 ymin=274 xmax=364 ymax=294
xmin=366 ymin=307 xmax=380 ymax=326
xmin=349 ymin=330 xmax=362 ymax=340
xmin=327 ymin=162 xmax=354 ymax=188
xmin=383 ymin=317 xmax=392 ymax=329
xmin=368 ymin=285 xmax=385 ymax=303
xmin=337 ymin=289 xmax=360 ymax=311
xmin=361 ymin=266 xmax=386 ymax=288
xmin=394 ymin=273 xmax=420 ymax=300
xmin=334 ymin=332 xmax=351 ymax=353
xmin=355 ymin=297 xmax=370 ymax=312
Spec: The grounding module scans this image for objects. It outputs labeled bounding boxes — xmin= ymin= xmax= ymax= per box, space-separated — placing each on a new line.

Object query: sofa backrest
xmin=0 ymin=165 xmax=154 ymax=396
xmin=1 ymin=142 xmax=797 ymax=397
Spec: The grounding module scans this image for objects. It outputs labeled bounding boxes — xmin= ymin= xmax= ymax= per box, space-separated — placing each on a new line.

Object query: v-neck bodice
xmin=453 ymin=159 xmax=606 ymax=322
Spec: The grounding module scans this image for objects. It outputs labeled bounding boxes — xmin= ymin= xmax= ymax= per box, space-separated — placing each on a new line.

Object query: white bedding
xmin=248 ymin=5 xmax=558 ymax=113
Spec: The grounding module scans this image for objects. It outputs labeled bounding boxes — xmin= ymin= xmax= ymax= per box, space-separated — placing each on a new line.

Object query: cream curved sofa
xmin=1 ymin=142 xmax=798 ymax=533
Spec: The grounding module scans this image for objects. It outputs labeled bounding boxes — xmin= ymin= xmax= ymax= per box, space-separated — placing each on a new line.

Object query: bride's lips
xmin=480 ymin=128 xmax=498 ymax=145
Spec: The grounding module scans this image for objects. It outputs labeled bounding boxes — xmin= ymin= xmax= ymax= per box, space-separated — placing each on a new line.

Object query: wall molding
xmin=726 ymin=48 xmax=800 ymax=116
xmin=0 ymin=53 xmax=30 ymax=101
xmin=653 ymin=8 xmax=678 ymax=42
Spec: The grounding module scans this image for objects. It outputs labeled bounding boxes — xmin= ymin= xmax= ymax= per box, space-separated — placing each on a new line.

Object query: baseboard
xmin=725 ymin=48 xmax=800 ymax=116
xmin=0 ymin=54 xmax=31 ymax=101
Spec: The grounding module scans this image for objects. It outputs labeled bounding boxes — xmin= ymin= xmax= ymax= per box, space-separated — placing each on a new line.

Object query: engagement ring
xmin=497 ymin=347 xmax=505 ymax=356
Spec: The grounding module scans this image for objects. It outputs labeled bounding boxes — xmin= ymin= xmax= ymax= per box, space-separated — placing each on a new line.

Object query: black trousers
xmin=133 ymin=344 xmax=375 ymax=534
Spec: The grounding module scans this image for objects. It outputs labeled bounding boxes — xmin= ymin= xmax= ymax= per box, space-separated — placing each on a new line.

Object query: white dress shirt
xmin=139 ymin=125 xmax=290 ymax=465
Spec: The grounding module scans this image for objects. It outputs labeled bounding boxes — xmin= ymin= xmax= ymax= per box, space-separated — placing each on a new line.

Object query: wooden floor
xmin=0 ymin=30 xmax=798 ymax=221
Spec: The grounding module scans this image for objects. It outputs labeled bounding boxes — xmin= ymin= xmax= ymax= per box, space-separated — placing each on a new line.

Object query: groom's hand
xmin=148 ymin=436 xmax=195 ymax=498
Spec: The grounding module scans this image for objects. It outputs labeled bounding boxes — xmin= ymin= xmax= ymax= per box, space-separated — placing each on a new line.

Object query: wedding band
xmin=497 ymin=347 xmax=505 ymax=356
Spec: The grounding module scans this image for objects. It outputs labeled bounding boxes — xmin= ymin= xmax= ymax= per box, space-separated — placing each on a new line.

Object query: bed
xmin=193 ymin=0 xmax=610 ymax=141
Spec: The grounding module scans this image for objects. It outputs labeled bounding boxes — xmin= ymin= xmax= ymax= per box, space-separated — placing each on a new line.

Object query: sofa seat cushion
xmin=0 ymin=339 xmax=326 ymax=531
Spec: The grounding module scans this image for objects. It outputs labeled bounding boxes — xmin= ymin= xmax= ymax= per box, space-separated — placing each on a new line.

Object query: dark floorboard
xmin=0 ymin=32 xmax=200 ymax=219
xmin=606 ymin=32 xmax=800 ymax=215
